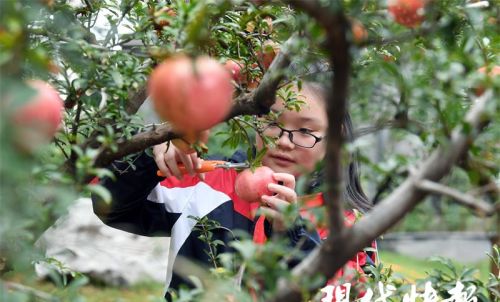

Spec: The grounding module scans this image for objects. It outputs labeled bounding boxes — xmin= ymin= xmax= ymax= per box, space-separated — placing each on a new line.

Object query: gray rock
xmin=35 ymin=198 xmax=169 ymax=286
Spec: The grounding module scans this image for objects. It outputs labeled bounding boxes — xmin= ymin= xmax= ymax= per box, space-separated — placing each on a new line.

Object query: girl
xmin=92 ymin=81 xmax=375 ymax=301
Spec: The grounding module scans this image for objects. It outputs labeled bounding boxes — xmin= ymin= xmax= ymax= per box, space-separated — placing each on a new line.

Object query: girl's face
xmin=255 ymin=85 xmax=328 ymax=177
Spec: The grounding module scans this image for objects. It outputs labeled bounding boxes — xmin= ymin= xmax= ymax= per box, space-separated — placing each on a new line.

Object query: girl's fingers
xmin=261 ymin=194 xmax=289 ymax=210
xmin=259 ymin=206 xmax=284 ymax=222
xmin=152 ymin=143 xmax=168 ymax=156
xmin=165 ymin=148 xmax=183 ymax=179
xmin=190 ymin=153 xmax=205 ymax=181
xmin=272 ymin=173 xmax=295 ymax=189
xmin=155 ymin=154 xmax=172 ymax=178
xmin=198 ymin=172 xmax=206 ymax=181
xmin=259 ymin=206 xmax=286 ymax=232
xmin=154 ymin=142 xmax=205 ymax=180
xmin=178 ymin=151 xmax=196 ymax=176
xmin=153 ymin=143 xmax=172 ymax=178
xmin=261 ymin=173 xmax=298 ymax=232
xmin=190 ymin=153 xmax=203 ymax=170
xmin=267 ymin=183 xmax=297 ymax=203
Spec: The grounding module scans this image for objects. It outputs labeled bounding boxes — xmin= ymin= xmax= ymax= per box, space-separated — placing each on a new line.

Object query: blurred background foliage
xmin=0 ymin=0 xmax=499 ymax=300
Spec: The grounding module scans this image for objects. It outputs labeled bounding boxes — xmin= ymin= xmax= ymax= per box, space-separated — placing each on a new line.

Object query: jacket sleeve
xmin=91 ymin=151 xmax=179 ymax=237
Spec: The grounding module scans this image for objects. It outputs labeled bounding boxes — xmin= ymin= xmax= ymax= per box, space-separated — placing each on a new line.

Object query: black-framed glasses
xmin=261 ymin=122 xmax=323 ymax=148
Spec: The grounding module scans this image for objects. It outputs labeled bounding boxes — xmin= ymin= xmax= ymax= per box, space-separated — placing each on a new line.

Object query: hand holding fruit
xmin=235 ymin=167 xmax=297 ymax=232
xmin=260 ymin=172 xmax=297 ymax=232
xmin=235 ymin=166 xmax=277 ymax=202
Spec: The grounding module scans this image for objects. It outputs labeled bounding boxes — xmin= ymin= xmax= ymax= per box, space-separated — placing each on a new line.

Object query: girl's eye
xmin=298 ymin=128 xmax=313 ymax=134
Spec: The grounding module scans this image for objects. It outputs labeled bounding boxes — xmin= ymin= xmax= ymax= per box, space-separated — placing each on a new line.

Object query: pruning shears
xmin=157 ymin=160 xmax=249 ymax=177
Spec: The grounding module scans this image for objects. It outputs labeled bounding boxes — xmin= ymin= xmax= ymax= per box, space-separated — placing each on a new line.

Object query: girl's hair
xmin=301 ymin=81 xmax=373 ymax=212
xmin=341 ymin=113 xmax=373 ymax=212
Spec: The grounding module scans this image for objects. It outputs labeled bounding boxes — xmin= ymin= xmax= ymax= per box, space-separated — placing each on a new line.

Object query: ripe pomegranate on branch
xmin=12 ymin=80 xmax=64 ymax=153
xmin=224 ymin=59 xmax=247 ymax=85
xmin=153 ymin=6 xmax=177 ymax=30
xmin=148 ymin=55 xmax=234 ymax=143
xmin=475 ymin=65 xmax=500 ymax=96
xmin=350 ymin=18 xmax=368 ymax=44
xmin=257 ymin=40 xmax=279 ymax=71
xmin=387 ymin=0 xmax=426 ymax=28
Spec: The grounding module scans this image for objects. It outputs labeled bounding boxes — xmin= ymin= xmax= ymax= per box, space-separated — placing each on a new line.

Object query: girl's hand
xmin=152 ymin=142 xmax=204 ymax=180
xmin=260 ymin=173 xmax=297 ymax=232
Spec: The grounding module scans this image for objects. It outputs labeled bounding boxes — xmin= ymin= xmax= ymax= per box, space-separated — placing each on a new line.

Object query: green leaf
xmin=86 ymin=184 xmax=112 ymax=204
xmin=73 ymin=78 xmax=88 ymax=91
xmin=251 ymin=147 xmax=268 ymax=168
xmin=110 ymin=70 xmax=124 ymax=88
xmin=230 ymin=240 xmax=257 ymax=260
xmin=92 ymin=168 xmax=115 ymax=180
xmin=212 ymin=240 xmax=225 ymax=247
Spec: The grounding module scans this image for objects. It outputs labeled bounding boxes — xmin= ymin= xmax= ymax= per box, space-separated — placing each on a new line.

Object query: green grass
xmin=2 ymin=273 xmax=165 ymax=302
xmin=3 ymin=252 xmax=492 ymax=301
xmin=378 ymin=250 xmax=491 ymax=283
xmin=60 ymin=281 xmax=164 ymax=302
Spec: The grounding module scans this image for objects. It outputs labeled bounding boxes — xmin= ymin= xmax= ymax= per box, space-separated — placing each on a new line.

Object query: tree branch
xmin=82 ymin=85 xmax=148 ymax=151
xmin=86 ymin=35 xmax=296 ymax=175
xmin=347 ymin=90 xmax=494 ymax=261
xmin=415 ymin=179 xmax=496 ymax=216
xmin=125 ymin=85 xmax=148 ymax=115
xmin=353 ymin=118 xmax=426 ymax=138
xmin=63 ymin=85 xmax=148 ymax=176
xmin=284 ymin=0 xmax=349 ymax=247
xmin=467 ymin=182 xmax=500 ymax=197
xmin=359 ymin=25 xmax=437 ymax=48
xmin=92 ymin=123 xmax=177 ymax=169
xmin=267 ymin=2 xmax=350 ymax=301
xmin=271 ymin=90 xmax=494 ymax=301
xmin=228 ymin=34 xmax=296 ymax=117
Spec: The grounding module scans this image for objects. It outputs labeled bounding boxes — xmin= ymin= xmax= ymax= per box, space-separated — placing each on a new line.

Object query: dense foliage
xmin=0 ymin=0 xmax=498 ymax=301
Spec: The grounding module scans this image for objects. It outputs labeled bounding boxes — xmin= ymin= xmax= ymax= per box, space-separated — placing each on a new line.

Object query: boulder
xmin=36 ymin=198 xmax=169 ymax=286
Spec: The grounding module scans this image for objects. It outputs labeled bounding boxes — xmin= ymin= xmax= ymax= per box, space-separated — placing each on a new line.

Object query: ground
xmin=2 ymin=251 xmax=490 ymax=302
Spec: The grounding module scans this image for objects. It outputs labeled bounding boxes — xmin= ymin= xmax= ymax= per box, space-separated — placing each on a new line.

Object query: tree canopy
xmin=0 ymin=0 xmax=498 ymax=301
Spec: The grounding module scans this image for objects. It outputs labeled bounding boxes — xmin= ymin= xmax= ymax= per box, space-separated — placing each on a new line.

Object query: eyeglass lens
xmin=263 ymin=124 xmax=318 ymax=148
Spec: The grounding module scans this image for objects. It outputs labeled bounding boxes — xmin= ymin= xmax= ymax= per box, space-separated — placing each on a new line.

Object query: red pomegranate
xmin=351 ymin=19 xmax=368 ymax=44
xmin=235 ymin=166 xmax=277 ymax=203
xmin=154 ymin=7 xmax=176 ymax=29
xmin=257 ymin=40 xmax=279 ymax=70
xmin=475 ymin=65 xmax=500 ymax=96
xmin=12 ymin=80 xmax=64 ymax=152
xmin=224 ymin=59 xmax=247 ymax=84
xmin=148 ymin=55 xmax=234 ymax=134
xmin=388 ymin=0 xmax=426 ymax=28
xmin=13 ymin=80 xmax=63 ymax=138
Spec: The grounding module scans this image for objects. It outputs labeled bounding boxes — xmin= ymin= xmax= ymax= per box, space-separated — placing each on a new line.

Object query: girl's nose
xmin=276 ymin=132 xmax=294 ymax=149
